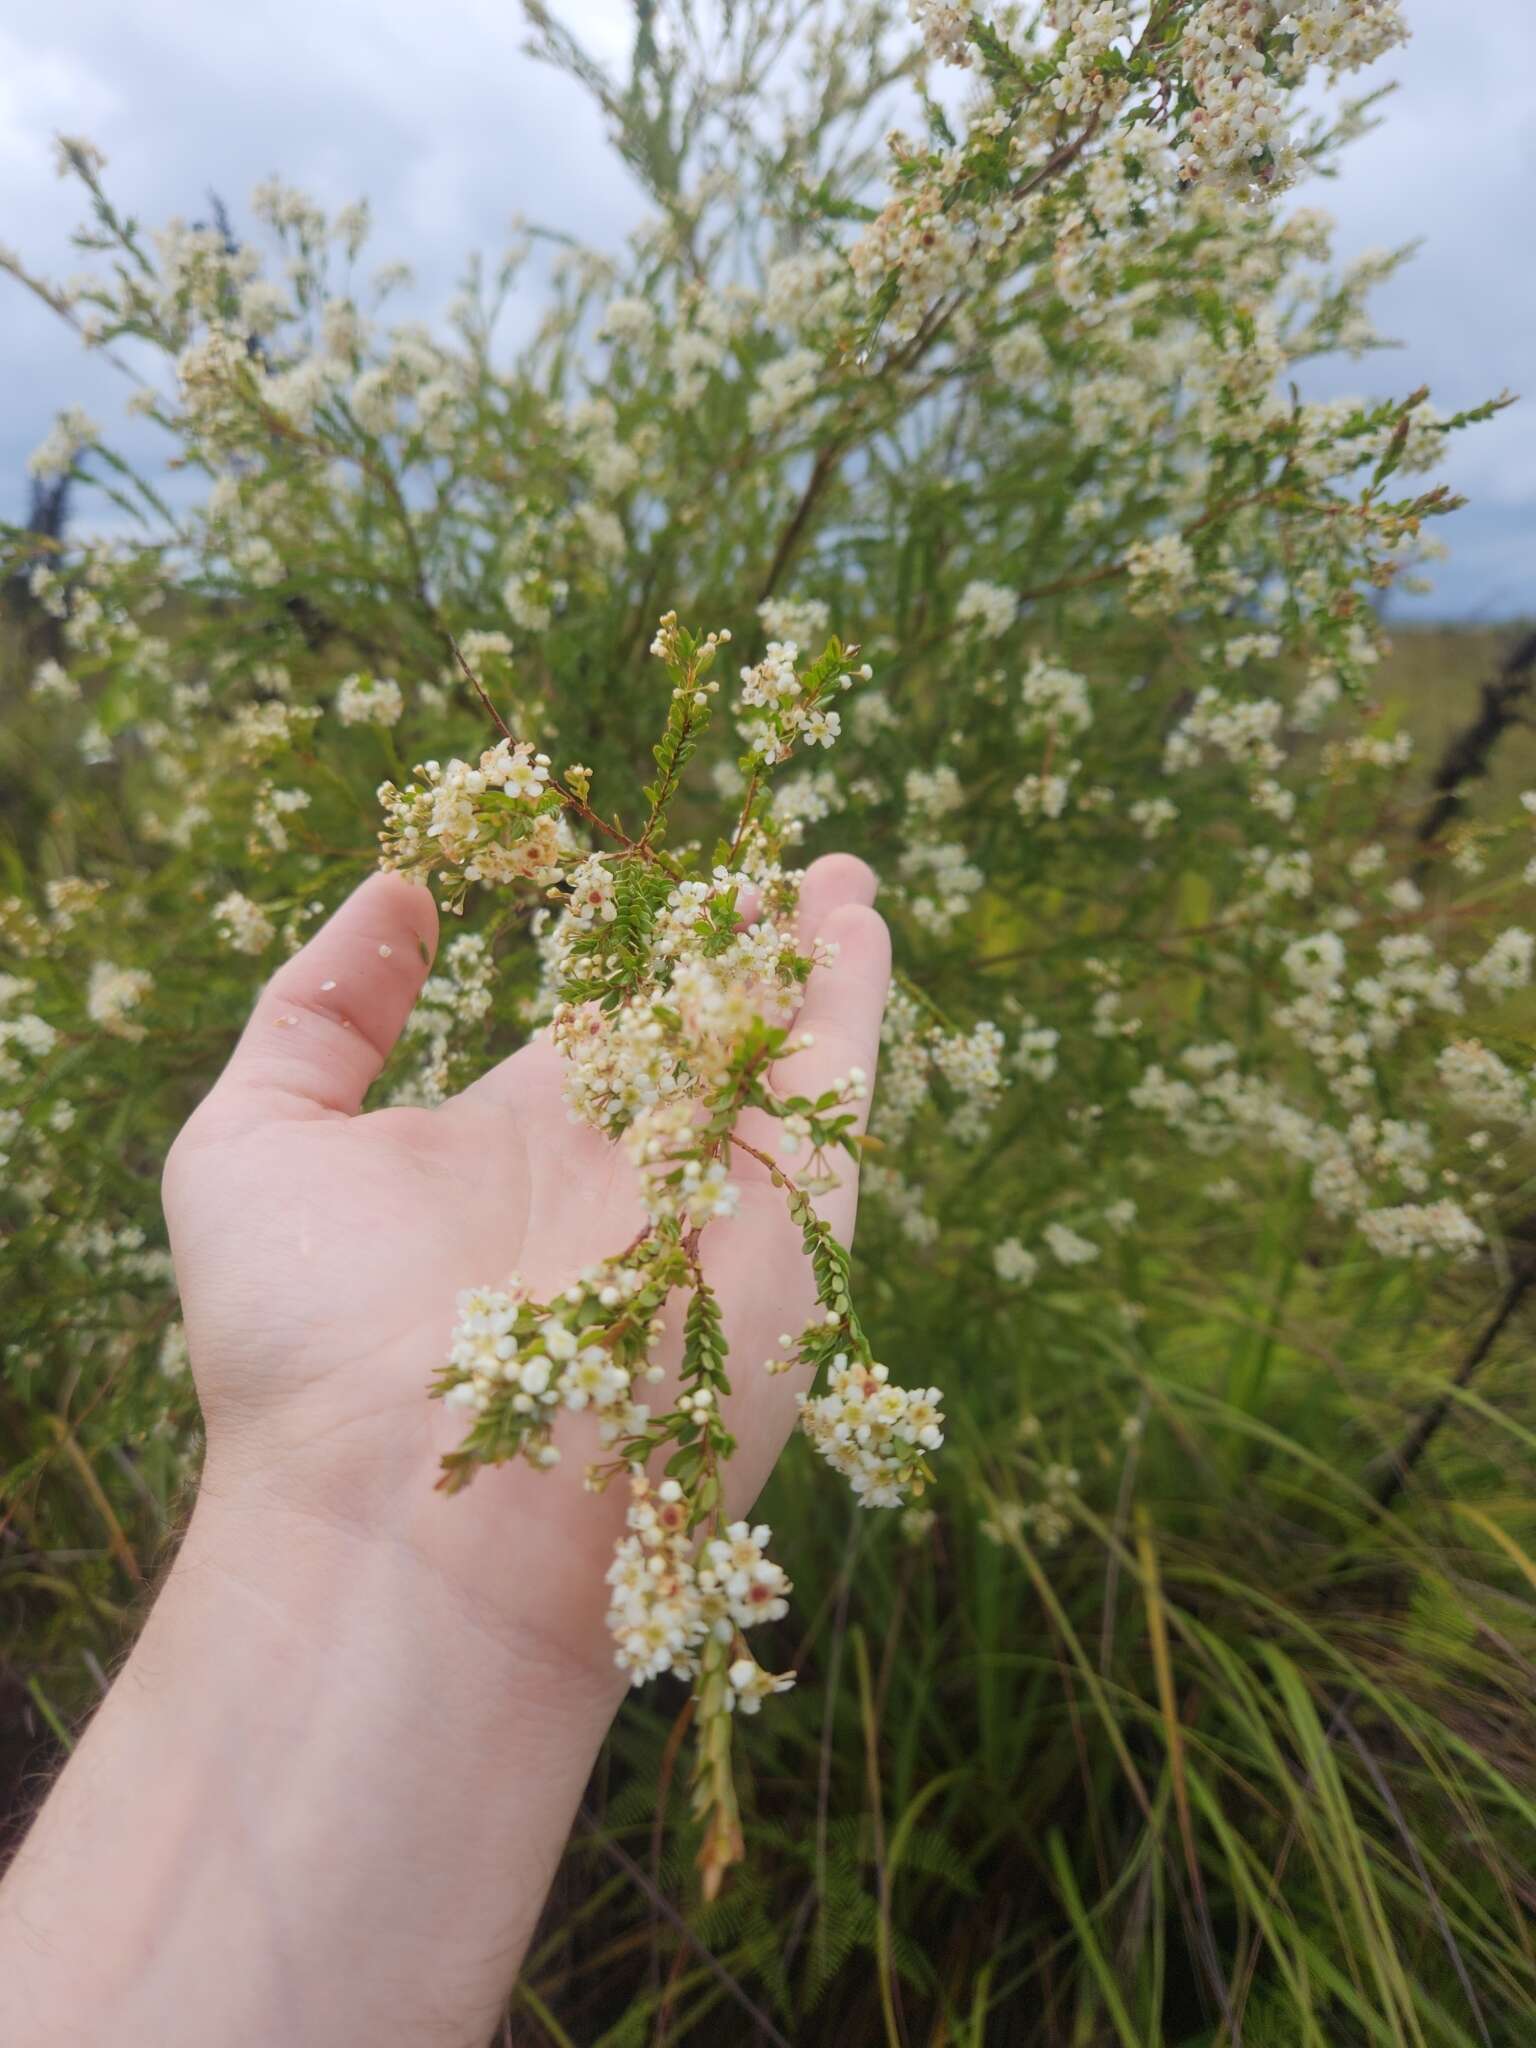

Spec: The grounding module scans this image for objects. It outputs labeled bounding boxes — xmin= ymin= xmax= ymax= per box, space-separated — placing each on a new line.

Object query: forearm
xmin=0 ymin=1469 xmax=615 ymax=2048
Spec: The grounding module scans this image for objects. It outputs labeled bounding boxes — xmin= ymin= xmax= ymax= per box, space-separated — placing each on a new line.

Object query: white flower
xmin=158 ymin=1322 xmax=190 ymax=1377
xmin=955 ymin=580 xmax=1016 ymax=637
xmin=1130 ymin=796 xmax=1178 ymax=839
xmin=703 ymin=1522 xmax=792 ymax=1626
xmin=30 ymin=660 xmax=80 ymax=703
xmin=1282 ymin=931 xmax=1347 ymax=997
xmin=501 ymin=572 xmax=565 ymax=633
xmin=1357 ymin=1200 xmax=1484 ymax=1263
xmin=798 ymin=1354 xmax=945 ymax=1507
xmin=908 ymin=0 xmax=973 ymax=65
xmin=213 ymin=892 xmax=275 ymax=955
xmin=596 ymin=295 xmax=655 ymax=345
xmin=758 ymin=595 xmax=830 ymax=645
xmin=726 ymin=1657 xmax=796 ymax=1714
xmin=1124 ymin=534 xmax=1195 ymax=615
xmin=1438 ymin=1041 xmax=1532 ymax=1128
xmin=1014 ymin=770 xmax=1075 ymax=821
xmin=457 ymin=629 xmax=513 ymax=669
xmin=335 ymin=673 xmax=404 ymax=726
xmin=1043 ymin=1222 xmax=1100 ymax=1267
xmin=993 ymin=1237 xmax=1038 ymax=1286
xmin=28 ymin=406 xmax=99 ymax=478
xmin=1467 ymin=928 xmax=1534 ymax=997
xmin=540 ymin=1320 xmax=579 ymax=1362
xmin=747 ymin=346 xmax=822 ymax=433
xmin=87 ymin=962 xmax=152 ymax=1039
xmin=1019 ymin=655 xmax=1092 ymax=736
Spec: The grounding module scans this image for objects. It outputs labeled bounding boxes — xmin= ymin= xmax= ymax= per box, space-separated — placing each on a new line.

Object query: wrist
xmin=183 ymin=1449 xmax=624 ymax=1727
xmin=2 ymin=1458 xmax=619 ymax=2048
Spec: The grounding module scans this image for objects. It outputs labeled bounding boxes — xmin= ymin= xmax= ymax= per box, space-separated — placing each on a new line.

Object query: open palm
xmin=163 ymin=857 xmax=890 ymax=1689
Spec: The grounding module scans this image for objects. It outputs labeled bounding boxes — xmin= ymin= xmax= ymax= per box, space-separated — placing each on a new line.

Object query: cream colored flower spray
xmin=378 ymin=616 xmax=942 ymax=1891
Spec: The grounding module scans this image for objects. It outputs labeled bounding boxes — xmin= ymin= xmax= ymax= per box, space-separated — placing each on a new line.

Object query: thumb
xmin=202 ymin=872 xmax=438 ymax=1125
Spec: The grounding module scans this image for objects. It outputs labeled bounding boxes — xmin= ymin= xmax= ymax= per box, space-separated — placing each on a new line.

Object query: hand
xmin=163 ymin=853 xmax=891 ymax=1692
xmin=0 ymin=854 xmax=890 ymax=2048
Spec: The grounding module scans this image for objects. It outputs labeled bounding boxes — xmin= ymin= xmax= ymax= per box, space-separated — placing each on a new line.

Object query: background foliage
xmin=3 ymin=3 xmax=1535 ymax=2041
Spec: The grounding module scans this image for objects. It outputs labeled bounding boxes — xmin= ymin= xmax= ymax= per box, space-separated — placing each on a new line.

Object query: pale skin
xmin=0 ymin=852 xmax=891 ymax=2048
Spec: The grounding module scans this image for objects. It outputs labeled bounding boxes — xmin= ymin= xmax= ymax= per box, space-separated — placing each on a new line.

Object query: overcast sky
xmin=2 ymin=1 xmax=1531 ymax=620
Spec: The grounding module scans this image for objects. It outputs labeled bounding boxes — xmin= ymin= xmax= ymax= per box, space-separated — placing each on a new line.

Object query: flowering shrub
xmin=4 ymin=1 xmax=1535 ymax=2036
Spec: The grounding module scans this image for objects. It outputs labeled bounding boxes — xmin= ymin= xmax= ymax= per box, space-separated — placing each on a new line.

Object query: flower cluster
xmin=605 ymin=1478 xmax=795 ymax=1711
xmin=734 ymin=636 xmax=872 ymax=765
xmin=798 ymin=1353 xmax=946 ymax=1508
xmin=437 ymin=1257 xmax=669 ymax=1469
xmin=1182 ymin=0 xmax=1408 ymax=196
xmin=403 ymin=615 xmax=940 ymax=1893
xmin=378 ymin=735 xmax=567 ymax=910
xmin=335 ymin=672 xmax=404 ymax=727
